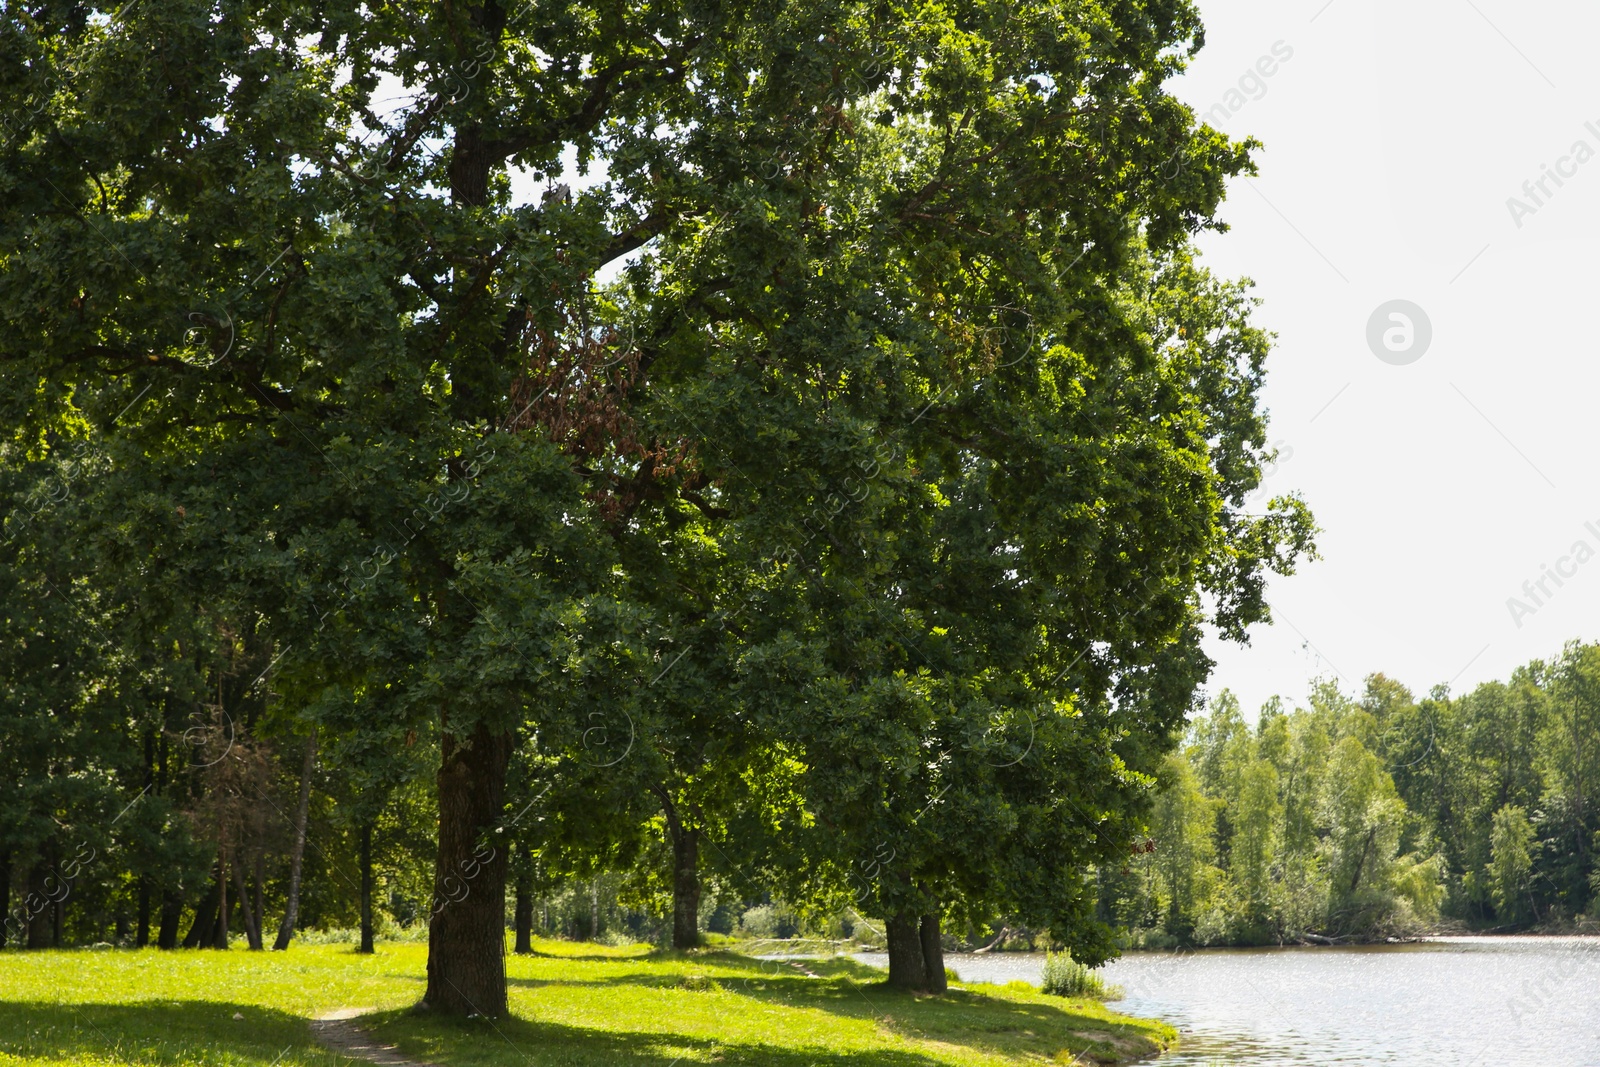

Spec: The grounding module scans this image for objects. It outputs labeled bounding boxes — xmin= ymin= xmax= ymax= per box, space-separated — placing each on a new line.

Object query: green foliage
xmin=1039 ymin=950 xmax=1112 ymax=999
xmin=1147 ymin=754 xmax=1219 ymax=940
xmin=1488 ymin=805 xmax=1537 ymax=924
xmin=736 ymin=903 xmax=803 ymax=941
xmin=1123 ymin=644 xmax=1600 ymax=944
xmin=1116 ymin=686 xmax=1445 ymax=945
xmin=1372 ymin=645 xmax=1600 ymax=928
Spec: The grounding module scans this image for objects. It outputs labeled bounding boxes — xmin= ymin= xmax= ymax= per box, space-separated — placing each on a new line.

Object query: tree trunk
xmin=919 ymin=913 xmax=947 ymax=994
xmin=513 ymin=843 xmax=533 ymax=954
xmin=422 ymin=721 xmax=512 ymax=1016
xmin=253 ymin=853 xmax=265 ymax=946
xmin=158 ymin=887 xmax=182 ymax=949
xmin=26 ymin=859 xmax=52 ymax=949
xmin=359 ymin=822 xmax=375 ymax=954
xmin=0 ymin=850 xmax=10 ymax=949
xmin=182 ymin=879 xmax=219 ymax=949
xmin=273 ymin=727 xmax=317 ymax=951
xmin=885 ymin=912 xmax=926 ymax=990
xmin=136 ymin=877 xmax=151 ymax=947
xmin=671 ymin=824 xmax=702 ymax=950
xmin=232 ymin=850 xmax=262 ymax=950
xmin=138 ymin=728 xmax=154 ymax=948
xmin=214 ymin=855 xmax=229 ymax=949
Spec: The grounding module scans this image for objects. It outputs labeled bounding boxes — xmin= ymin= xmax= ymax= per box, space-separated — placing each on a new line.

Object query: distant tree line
xmin=1101 ymin=646 xmax=1600 ymax=945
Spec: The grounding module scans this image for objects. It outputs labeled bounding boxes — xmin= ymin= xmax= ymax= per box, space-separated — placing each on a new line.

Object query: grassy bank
xmin=0 ymin=939 xmax=1174 ymax=1066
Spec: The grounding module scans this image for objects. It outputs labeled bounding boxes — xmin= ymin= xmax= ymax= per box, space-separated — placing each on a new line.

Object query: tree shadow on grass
xmin=780 ymin=982 xmax=1166 ymax=1065
xmin=370 ymin=1008 xmax=959 ymax=1067
xmin=0 ymin=1001 xmax=347 ymax=1066
xmin=734 ymin=977 xmax=1166 ymax=1062
xmin=504 ymin=956 xmax=1165 ymax=1066
xmin=509 ymin=949 xmax=654 ymax=964
xmin=0 ymin=995 xmax=1096 ymax=1067
xmin=504 ymin=949 xmax=884 ymax=989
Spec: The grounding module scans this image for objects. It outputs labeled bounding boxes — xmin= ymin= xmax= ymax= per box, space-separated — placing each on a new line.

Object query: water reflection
xmin=862 ymin=936 xmax=1600 ymax=1065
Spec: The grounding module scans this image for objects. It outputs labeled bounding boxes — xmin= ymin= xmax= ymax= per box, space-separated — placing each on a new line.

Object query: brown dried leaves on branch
xmin=505 ymin=294 xmax=693 ymax=522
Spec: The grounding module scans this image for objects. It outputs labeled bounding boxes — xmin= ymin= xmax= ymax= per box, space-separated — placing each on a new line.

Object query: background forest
xmin=8 ymin=628 xmax=1599 ymax=952
xmin=1102 ymin=643 xmax=1600 ymax=946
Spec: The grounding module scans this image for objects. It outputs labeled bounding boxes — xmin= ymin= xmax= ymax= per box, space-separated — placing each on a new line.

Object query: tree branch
xmin=596 ymin=209 xmax=677 ymax=268
xmin=486 ymin=38 xmax=703 ymax=164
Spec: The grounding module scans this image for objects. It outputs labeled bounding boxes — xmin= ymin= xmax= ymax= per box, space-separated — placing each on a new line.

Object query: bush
xmin=738 ymin=903 xmax=801 ymax=939
xmin=705 ymin=898 xmax=740 ymax=935
xmin=1039 ymin=951 xmax=1112 ymax=999
xmin=287 ymin=921 xmax=431 ymax=947
xmin=1122 ymin=928 xmax=1182 ymax=951
xmin=292 ymin=927 xmax=362 ymax=946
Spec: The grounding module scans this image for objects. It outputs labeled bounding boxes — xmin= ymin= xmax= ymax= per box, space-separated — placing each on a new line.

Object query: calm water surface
xmin=863 ymin=937 xmax=1600 ymax=1065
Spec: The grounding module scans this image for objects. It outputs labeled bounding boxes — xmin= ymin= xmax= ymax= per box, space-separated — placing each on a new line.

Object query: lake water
xmin=861 ymin=937 xmax=1600 ymax=1065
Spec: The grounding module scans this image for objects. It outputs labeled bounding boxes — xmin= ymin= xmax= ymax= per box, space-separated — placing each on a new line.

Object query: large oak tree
xmin=3 ymin=0 xmax=1309 ymax=1014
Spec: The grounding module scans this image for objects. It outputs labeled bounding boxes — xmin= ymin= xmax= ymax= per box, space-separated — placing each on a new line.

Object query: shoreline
xmin=1105 ymin=931 xmax=1600 ymax=953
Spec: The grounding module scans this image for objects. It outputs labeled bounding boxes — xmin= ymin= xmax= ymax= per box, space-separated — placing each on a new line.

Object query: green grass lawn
xmin=0 ymin=939 xmax=1175 ymax=1067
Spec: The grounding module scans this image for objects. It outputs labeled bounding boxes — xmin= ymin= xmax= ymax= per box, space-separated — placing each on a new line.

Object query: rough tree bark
xmin=414 ymin=24 xmax=520 ymax=1009
xmin=672 ymin=826 xmax=702 ymax=950
xmin=919 ymin=913 xmax=947 ymax=994
xmin=885 ymin=912 xmax=926 ymax=990
xmin=359 ymin=822 xmax=375 ymax=954
xmin=660 ymin=795 xmax=702 ymax=950
xmin=422 ymin=721 xmax=512 ymax=1016
xmin=272 ymin=727 xmax=317 ymax=951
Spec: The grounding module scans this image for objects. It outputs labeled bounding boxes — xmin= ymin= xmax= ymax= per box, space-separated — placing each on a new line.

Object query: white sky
xmin=1184 ymin=0 xmax=1600 ymax=717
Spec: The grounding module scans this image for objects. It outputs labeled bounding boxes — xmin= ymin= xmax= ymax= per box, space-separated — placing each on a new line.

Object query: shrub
xmin=738 ymin=903 xmax=802 ymax=939
xmin=1039 ymin=951 xmax=1112 ymax=999
xmin=705 ymin=898 xmax=740 ymax=935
